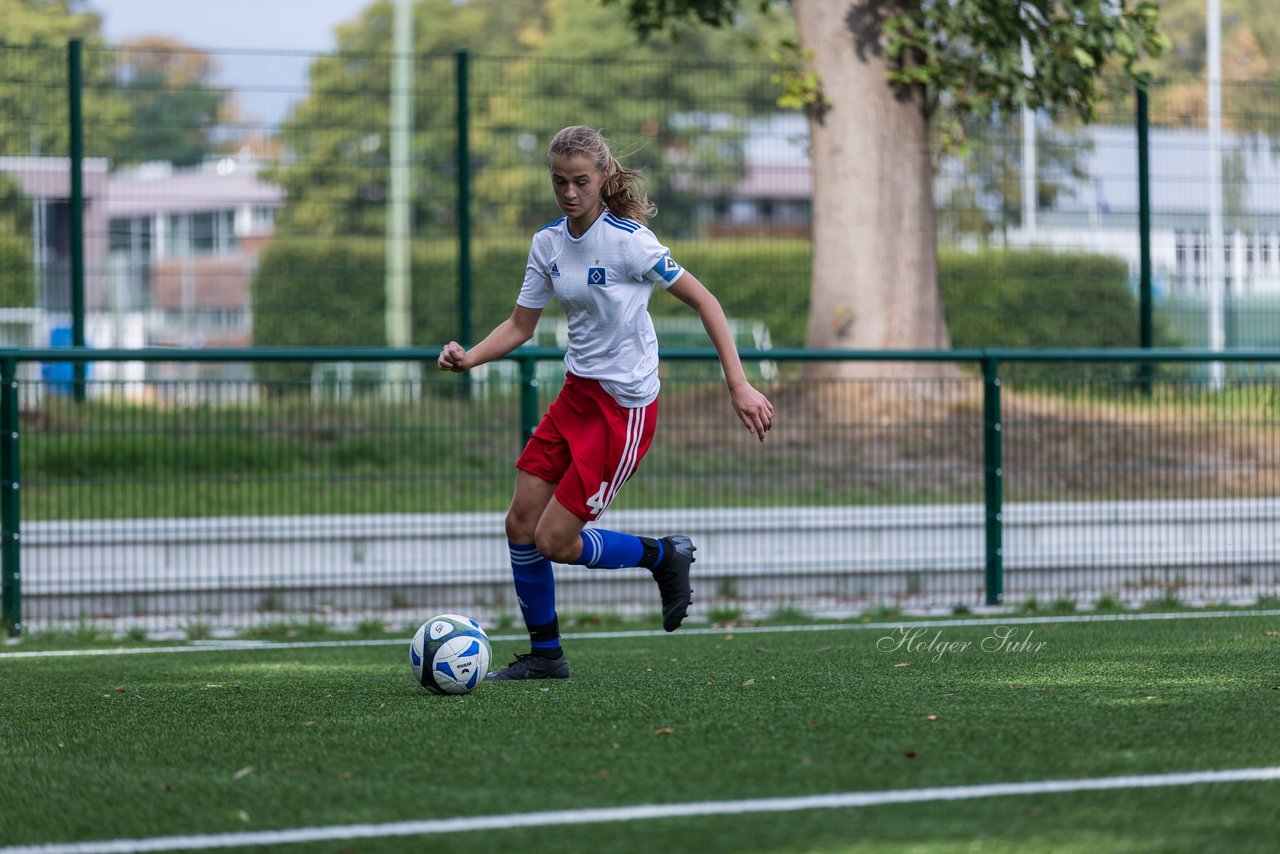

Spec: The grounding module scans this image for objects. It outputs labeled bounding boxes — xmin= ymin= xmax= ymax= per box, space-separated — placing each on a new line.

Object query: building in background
xmin=0 ymin=155 xmax=110 ymax=343
xmin=8 ymin=119 xmax=1280 ymax=368
xmin=699 ymin=113 xmax=812 ymax=238
xmin=0 ymin=154 xmax=282 ymax=394
xmin=1002 ymin=124 xmax=1280 ymax=299
xmin=105 ymin=157 xmax=282 ymax=350
xmin=726 ymin=117 xmax=1280 ymax=347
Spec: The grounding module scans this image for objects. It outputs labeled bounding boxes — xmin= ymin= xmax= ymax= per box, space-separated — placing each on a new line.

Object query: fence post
xmin=455 ymin=50 xmax=472 ymax=350
xmin=1136 ymin=77 xmax=1154 ymax=394
xmin=455 ymin=50 xmax=473 ymax=400
xmin=982 ymin=355 xmax=1004 ymax=605
xmin=68 ymin=39 xmax=87 ymax=403
xmin=1 ymin=356 xmax=21 ymax=636
xmin=518 ymin=354 xmax=539 ymax=447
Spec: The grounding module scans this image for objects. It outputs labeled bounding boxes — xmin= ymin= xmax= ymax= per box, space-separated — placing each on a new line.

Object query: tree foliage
xmin=0 ymin=172 xmax=33 ymax=306
xmin=600 ymin=1 xmax=1168 ymax=357
xmin=0 ymin=0 xmax=129 ymax=158
xmin=1148 ymin=0 xmax=1278 ymax=84
xmin=603 ymin=0 xmax=774 ymax=35
xmin=112 ymin=37 xmax=230 ymax=167
xmin=937 ymin=114 xmax=1092 ymax=242
xmin=884 ymin=1 xmax=1168 ymax=121
xmin=267 ymin=0 xmax=794 ymax=240
xmin=1136 ymin=0 xmax=1280 ymax=134
xmin=607 ymin=1 xmax=1167 ymax=130
xmin=0 ymin=3 xmax=232 ymax=164
xmin=0 ymin=0 xmax=102 ymax=47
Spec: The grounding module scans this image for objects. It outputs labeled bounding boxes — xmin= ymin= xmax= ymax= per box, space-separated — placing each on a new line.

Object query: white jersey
xmin=517 ymin=209 xmax=685 ymax=407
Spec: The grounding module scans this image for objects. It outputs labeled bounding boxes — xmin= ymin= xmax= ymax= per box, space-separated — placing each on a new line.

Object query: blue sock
xmin=578 ymin=529 xmax=664 ymax=569
xmin=509 ymin=542 xmax=559 ymax=651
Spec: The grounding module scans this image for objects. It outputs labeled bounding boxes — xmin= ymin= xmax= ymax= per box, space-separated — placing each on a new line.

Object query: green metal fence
xmin=4 ymin=33 xmax=1280 ymax=637
xmin=6 ymin=41 xmax=1280 ymax=366
xmin=3 ymin=347 xmax=1278 ymax=637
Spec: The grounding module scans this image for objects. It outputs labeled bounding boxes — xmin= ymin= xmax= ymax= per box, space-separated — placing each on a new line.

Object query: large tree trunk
xmin=792 ymin=0 xmax=950 ymax=378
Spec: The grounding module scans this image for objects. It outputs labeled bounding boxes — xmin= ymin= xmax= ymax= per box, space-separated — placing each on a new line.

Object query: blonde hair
xmin=547 ymin=126 xmax=657 ymax=224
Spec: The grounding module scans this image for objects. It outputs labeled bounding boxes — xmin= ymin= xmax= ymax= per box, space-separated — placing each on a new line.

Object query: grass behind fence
xmin=1 ymin=612 xmax=1278 ymax=852
xmin=17 ymin=371 xmax=1280 ymax=521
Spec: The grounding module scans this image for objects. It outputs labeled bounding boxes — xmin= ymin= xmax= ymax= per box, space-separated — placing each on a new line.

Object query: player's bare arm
xmin=438 ymin=305 xmax=542 ymax=373
xmin=667 ymin=272 xmax=775 ymax=442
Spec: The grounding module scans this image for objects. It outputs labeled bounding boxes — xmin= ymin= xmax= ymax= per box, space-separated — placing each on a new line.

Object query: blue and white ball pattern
xmin=410 ymin=614 xmax=492 ymax=695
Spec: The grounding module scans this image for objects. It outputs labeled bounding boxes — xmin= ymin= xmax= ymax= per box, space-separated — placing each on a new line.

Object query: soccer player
xmin=438 ymin=125 xmax=774 ymax=680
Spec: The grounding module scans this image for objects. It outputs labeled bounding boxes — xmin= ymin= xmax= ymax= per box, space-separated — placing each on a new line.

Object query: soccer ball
xmin=409 ymin=614 xmax=492 ymax=695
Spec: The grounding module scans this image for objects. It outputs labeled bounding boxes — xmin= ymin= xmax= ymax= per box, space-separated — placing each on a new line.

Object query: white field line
xmin=2 ymin=608 xmax=1280 ymax=660
xmin=3 ymin=767 xmax=1279 ymax=854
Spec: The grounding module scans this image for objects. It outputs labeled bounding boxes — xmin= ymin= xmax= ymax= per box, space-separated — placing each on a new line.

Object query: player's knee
xmin=504 ymin=509 xmax=536 ymax=543
xmin=533 ymin=527 xmax=579 ymax=564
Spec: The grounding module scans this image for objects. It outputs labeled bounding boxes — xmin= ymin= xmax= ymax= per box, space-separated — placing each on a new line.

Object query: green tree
xmin=0 ymin=0 xmax=129 ymax=158
xmin=0 ymin=172 xmax=33 ymax=306
xmin=938 ymin=113 xmax=1091 ymax=243
xmin=111 ymin=37 xmax=230 ymax=167
xmin=1146 ymin=0 xmax=1279 ymax=80
xmin=1142 ymin=0 xmax=1280 ymax=133
xmin=605 ymin=1 xmax=1167 ymax=371
xmin=0 ymin=171 xmax=32 ymax=237
xmin=469 ymin=0 xmax=791 ymax=235
xmin=267 ymin=0 xmax=793 ymax=241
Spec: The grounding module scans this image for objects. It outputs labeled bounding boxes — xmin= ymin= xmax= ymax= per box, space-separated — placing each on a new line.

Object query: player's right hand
xmin=438 ymin=341 xmax=469 ymax=372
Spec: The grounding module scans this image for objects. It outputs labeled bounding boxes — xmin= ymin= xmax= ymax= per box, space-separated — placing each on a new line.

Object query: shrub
xmin=251 ymin=239 xmax=1167 ymax=362
xmin=0 ymin=236 xmax=34 ymax=307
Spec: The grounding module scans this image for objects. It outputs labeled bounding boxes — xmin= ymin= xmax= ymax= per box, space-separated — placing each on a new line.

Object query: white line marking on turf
xmin=3 ymin=767 xmax=1278 ymax=854
xmin=3 ymin=608 xmax=1279 ymax=660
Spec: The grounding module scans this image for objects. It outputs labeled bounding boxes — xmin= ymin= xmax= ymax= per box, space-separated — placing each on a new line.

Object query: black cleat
xmin=652 ymin=535 xmax=695 ymax=631
xmin=486 ymin=652 xmax=571 ymax=681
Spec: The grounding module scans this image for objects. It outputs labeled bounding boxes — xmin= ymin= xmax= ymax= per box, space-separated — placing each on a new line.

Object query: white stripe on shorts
xmin=601 ymin=406 xmax=644 ymax=513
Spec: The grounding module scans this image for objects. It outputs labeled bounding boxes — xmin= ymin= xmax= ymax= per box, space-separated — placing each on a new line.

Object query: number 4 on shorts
xmin=586 ymin=481 xmax=609 ymax=516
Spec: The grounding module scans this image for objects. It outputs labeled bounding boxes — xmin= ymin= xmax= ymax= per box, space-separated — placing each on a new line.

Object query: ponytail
xmin=602 ymin=155 xmax=658 ymax=224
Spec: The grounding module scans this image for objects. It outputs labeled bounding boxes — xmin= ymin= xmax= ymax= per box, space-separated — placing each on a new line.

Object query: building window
xmin=165 ymin=215 xmax=187 ymax=257
xmin=165 ymin=210 xmax=238 ymax=257
xmin=250 ymin=206 xmax=275 ymax=233
xmin=108 ymin=220 xmax=128 ymax=254
xmin=191 ymin=212 xmax=216 ymax=254
xmin=109 ymin=216 xmax=152 ymax=256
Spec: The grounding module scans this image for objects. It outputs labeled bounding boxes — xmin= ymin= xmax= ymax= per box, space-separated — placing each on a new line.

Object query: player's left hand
xmin=731 ymin=384 xmax=774 ymax=443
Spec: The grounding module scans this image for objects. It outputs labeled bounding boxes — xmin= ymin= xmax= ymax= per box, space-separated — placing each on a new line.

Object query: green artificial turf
xmin=1 ymin=613 xmax=1278 ymax=852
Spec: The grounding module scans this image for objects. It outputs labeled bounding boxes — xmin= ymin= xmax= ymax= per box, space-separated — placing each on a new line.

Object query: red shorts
xmin=516 ymin=373 xmax=658 ymax=522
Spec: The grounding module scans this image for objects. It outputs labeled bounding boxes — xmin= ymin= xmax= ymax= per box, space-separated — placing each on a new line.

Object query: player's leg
xmin=577 ymin=527 xmax=696 ymax=633
xmin=489 ymin=469 xmax=573 ymax=681
xmin=489 ymin=385 xmax=580 ymax=682
xmin=549 ymin=385 xmax=696 ymax=632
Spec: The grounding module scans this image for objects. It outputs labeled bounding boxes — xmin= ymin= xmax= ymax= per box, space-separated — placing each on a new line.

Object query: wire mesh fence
xmin=3 ymin=38 xmax=1280 ymax=635
xmin=3 ymin=350 xmax=1278 ymax=636
xmin=3 ymin=42 xmax=1280 ymax=364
